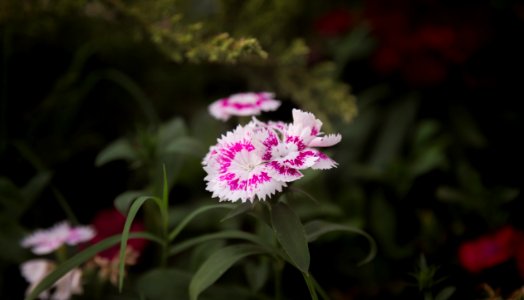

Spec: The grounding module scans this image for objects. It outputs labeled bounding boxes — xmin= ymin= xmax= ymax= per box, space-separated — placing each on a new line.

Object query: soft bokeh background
xmin=1 ymin=0 xmax=523 ymax=299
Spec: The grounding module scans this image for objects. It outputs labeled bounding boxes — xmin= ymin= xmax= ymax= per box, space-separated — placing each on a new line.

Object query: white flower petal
xmin=309 ymin=134 xmax=342 ymax=147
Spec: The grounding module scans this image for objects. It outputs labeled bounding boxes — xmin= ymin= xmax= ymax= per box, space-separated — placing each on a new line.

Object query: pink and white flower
xmin=21 ymin=221 xmax=95 ymax=255
xmin=203 ymin=122 xmax=286 ymax=202
xmin=209 ymin=92 xmax=281 ymax=121
xmin=203 ymin=108 xmax=341 ymax=202
xmin=21 ymin=259 xmax=83 ymax=300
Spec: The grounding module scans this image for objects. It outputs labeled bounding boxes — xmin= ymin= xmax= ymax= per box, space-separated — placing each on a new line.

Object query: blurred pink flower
xmin=21 ymin=222 xmax=95 ymax=255
xmin=208 ymin=92 xmax=281 ymax=121
xmin=20 ymin=259 xmax=83 ymax=300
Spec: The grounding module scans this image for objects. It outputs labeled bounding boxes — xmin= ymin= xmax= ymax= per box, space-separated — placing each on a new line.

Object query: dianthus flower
xmin=21 ymin=221 xmax=95 ymax=255
xmin=203 ymin=109 xmax=341 ymax=202
xmin=208 ymin=92 xmax=281 ymax=121
xmin=20 ymin=259 xmax=83 ymax=300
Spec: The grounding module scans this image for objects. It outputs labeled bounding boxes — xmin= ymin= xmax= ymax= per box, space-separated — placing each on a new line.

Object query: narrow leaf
xmin=118 ymin=196 xmax=162 ymax=291
xmin=304 ymin=220 xmax=377 ymax=266
xmin=169 ymin=230 xmax=273 ymax=256
xmin=26 ymin=232 xmax=162 ymax=300
xmin=270 ymin=202 xmax=310 ymax=273
xmin=189 ymin=244 xmax=267 ymax=300
xmin=168 ymin=204 xmax=233 ymax=241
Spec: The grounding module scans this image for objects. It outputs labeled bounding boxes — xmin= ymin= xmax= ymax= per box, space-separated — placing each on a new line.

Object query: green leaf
xmin=157 ymin=118 xmax=187 ymax=148
xmin=137 ymin=268 xmax=191 ymax=300
xmin=95 ymin=138 xmax=137 ymax=167
xmin=165 ymin=136 xmax=206 ymax=157
xmin=189 ymin=244 xmax=268 ymax=300
xmin=304 ymin=220 xmax=377 ymax=266
xmin=168 ymin=203 xmax=233 ymax=241
xmin=244 ymin=258 xmax=269 ymax=292
xmin=270 ymin=202 xmax=310 ymax=273
xmin=26 ymin=232 xmax=162 ymax=300
xmin=114 ymin=190 xmax=146 ymax=214
xmin=118 ymin=196 xmax=162 ymax=291
xmin=220 ymin=202 xmax=254 ymax=222
xmin=169 ymin=230 xmax=272 ymax=256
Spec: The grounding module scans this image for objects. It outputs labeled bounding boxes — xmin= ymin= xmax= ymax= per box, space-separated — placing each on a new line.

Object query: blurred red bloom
xmin=458 ymin=226 xmax=524 ymax=280
xmin=88 ymin=209 xmax=148 ymax=259
xmin=458 ymin=226 xmax=516 ymax=273
xmin=363 ymin=0 xmax=487 ymax=86
xmin=314 ymin=9 xmax=353 ymax=37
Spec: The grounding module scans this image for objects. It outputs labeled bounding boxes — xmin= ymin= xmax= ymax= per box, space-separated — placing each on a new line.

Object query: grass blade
xmin=118 ymin=196 xmax=162 ymax=291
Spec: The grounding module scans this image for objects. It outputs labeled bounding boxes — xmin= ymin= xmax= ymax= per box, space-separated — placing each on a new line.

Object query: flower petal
xmin=309 ymin=134 xmax=342 ymax=147
xmin=267 ymin=161 xmax=303 ymax=182
xmin=311 ymin=150 xmax=338 ymax=169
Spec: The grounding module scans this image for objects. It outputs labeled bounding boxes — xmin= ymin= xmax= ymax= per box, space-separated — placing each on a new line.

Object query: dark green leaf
xmin=114 ymin=190 xmax=146 ymax=214
xmin=270 ymin=202 xmax=310 ymax=273
xmin=157 ymin=118 xmax=187 ymax=148
xmin=137 ymin=268 xmax=191 ymax=300
xmin=189 ymin=244 xmax=268 ymax=300
xmin=304 ymin=220 xmax=377 ymax=266
xmin=165 ymin=137 xmax=206 ymax=157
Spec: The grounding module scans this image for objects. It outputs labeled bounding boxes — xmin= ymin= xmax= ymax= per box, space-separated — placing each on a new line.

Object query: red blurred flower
xmin=363 ymin=0 xmax=487 ymax=86
xmin=88 ymin=209 xmax=148 ymax=259
xmin=314 ymin=9 xmax=354 ymax=37
xmin=458 ymin=226 xmax=524 ymax=280
xmin=458 ymin=226 xmax=516 ymax=273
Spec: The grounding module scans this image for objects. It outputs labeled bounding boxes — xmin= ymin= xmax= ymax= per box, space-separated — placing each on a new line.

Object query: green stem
xmin=302 ymin=272 xmax=318 ymax=300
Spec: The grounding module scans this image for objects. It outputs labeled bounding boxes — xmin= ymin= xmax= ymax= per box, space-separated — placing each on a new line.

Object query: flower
xmin=21 ymin=222 xmax=95 ymax=255
xmin=203 ymin=109 xmax=341 ymax=202
xmin=20 ymin=259 xmax=83 ymax=300
xmin=208 ymin=92 xmax=281 ymax=121
xmin=88 ymin=208 xmax=148 ymax=259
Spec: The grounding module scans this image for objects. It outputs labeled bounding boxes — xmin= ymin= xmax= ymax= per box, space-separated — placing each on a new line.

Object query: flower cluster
xmin=208 ymin=92 xmax=281 ymax=121
xmin=203 ymin=109 xmax=341 ymax=202
xmin=20 ymin=222 xmax=95 ymax=300
xmin=21 ymin=259 xmax=83 ymax=300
